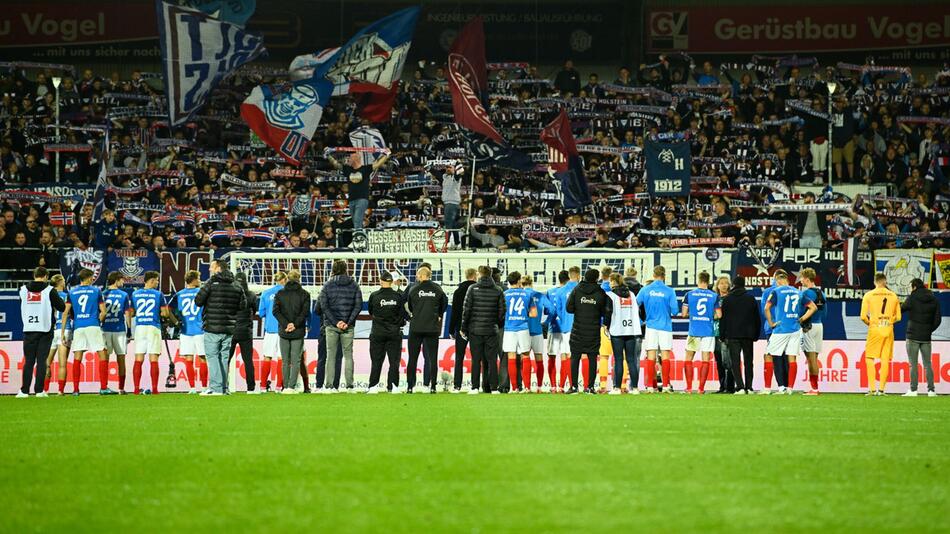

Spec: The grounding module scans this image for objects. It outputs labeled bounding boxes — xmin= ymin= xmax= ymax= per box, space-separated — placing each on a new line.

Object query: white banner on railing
xmin=2 ymin=340 xmax=948 ymax=395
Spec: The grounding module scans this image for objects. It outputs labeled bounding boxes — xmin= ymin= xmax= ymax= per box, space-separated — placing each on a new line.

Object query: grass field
xmin=2 ymin=393 xmax=949 ymax=533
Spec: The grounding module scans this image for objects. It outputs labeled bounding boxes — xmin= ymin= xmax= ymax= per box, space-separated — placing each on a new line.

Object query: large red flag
xmin=447 ymin=17 xmax=503 ymax=143
xmin=540 ymin=108 xmax=578 ymax=172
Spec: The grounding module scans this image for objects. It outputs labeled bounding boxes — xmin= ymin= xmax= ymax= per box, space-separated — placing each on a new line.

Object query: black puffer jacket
xmin=448 ymin=280 xmax=476 ymax=335
xmin=460 ymin=276 xmax=505 ymax=336
xmin=902 ymin=287 xmax=942 ymax=342
xmin=232 ymin=290 xmax=258 ymax=341
xmin=274 ymin=280 xmax=311 ymax=340
xmin=720 ymin=287 xmax=761 ymax=340
xmin=318 ymin=275 xmax=362 ymax=328
xmin=195 ymin=270 xmax=247 ymax=335
xmin=566 ymin=280 xmax=611 ymax=352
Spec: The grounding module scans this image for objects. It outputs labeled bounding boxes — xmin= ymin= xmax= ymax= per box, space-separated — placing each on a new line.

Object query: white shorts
xmin=643 ymin=327 xmax=673 ymax=352
xmin=262 ymin=332 xmax=281 ymax=358
xmin=686 ymin=336 xmax=716 ymax=353
xmin=103 ymin=331 xmax=127 ymax=356
xmin=766 ymin=331 xmax=802 ymax=357
xmin=53 ymin=329 xmax=72 ymax=349
xmin=530 ymin=334 xmax=544 ymax=355
xmin=134 ymin=325 xmax=162 ymax=355
xmin=71 ymin=326 xmax=104 ymax=353
xmin=546 ymin=332 xmax=569 ymax=356
xmin=802 ymin=323 xmax=823 ymax=354
xmin=179 ymin=334 xmax=205 ymax=357
xmin=503 ymin=330 xmax=532 ymax=354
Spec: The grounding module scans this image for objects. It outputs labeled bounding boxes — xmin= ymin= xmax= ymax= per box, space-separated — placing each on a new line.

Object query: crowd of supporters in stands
xmin=0 ymin=55 xmax=948 ymax=280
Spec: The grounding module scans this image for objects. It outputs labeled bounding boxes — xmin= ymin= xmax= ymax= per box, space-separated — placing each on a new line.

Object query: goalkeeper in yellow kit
xmin=860 ymin=273 xmax=902 ymax=396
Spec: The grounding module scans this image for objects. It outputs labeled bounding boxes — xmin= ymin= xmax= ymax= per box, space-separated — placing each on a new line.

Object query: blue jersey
xmin=102 ymin=289 xmax=130 ymax=333
xmin=504 ymin=288 xmax=531 ymax=332
xmin=801 ymin=287 xmax=825 ymax=324
xmin=544 ymin=287 xmax=560 ymax=333
xmin=176 ymin=287 xmax=204 ymax=336
xmin=258 ymin=284 xmax=283 ymax=334
xmin=761 ymin=281 xmax=778 ymax=336
xmin=56 ymin=290 xmax=72 ymax=330
xmin=67 ymin=285 xmax=103 ymax=329
xmin=768 ymin=285 xmax=803 ymax=334
xmin=636 ymin=280 xmax=678 ymax=331
xmin=132 ymin=288 xmax=164 ymax=328
xmin=684 ymin=288 xmax=719 ymax=337
xmin=526 ymin=290 xmax=545 ymax=336
xmin=554 ymin=281 xmax=578 ymax=332
xmin=600 ymin=280 xmax=611 ymax=292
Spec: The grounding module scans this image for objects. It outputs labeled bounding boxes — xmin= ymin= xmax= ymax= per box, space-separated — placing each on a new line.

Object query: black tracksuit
xmin=460 ymin=277 xmax=505 ymax=391
xmin=368 ymin=286 xmax=405 ymax=390
xmin=566 ymin=280 xmax=611 ymax=391
xmin=406 ymin=280 xmax=448 ymax=391
xmin=229 ymin=290 xmax=258 ymax=391
xmin=720 ymin=286 xmax=761 ymax=392
xmin=449 ymin=279 xmax=476 ymax=389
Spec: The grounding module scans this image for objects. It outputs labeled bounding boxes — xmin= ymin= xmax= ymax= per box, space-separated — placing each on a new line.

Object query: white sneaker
xmin=928 ymin=391 xmax=937 ymax=397
xmin=449 ymin=388 xmax=460 ymax=394
xmin=734 ymin=390 xmax=747 ymax=395
xmin=785 ymin=388 xmax=794 ymax=395
xmin=189 ymin=388 xmax=197 ymax=394
xmin=246 ymin=389 xmax=262 ymax=395
xmin=758 ymin=389 xmax=772 ymax=395
xmin=367 ymin=386 xmax=380 ymax=395
xmin=280 ymin=389 xmax=299 ymax=395
xmin=608 ymin=389 xmax=621 ymax=395
xmin=532 ymin=386 xmax=541 ymax=394
xmin=778 ymin=386 xmax=787 ymax=394
xmin=902 ymin=390 xmax=918 ymax=397
xmin=35 ymin=392 xmax=48 ymax=398
xmin=645 ymin=387 xmax=655 ymax=394
xmin=199 ymin=390 xmax=223 ymax=396
xmin=541 ymin=385 xmax=551 ymax=393
xmin=491 ymin=391 xmax=501 ymax=395
xmin=628 ymin=388 xmax=640 ymax=395
xmin=15 ymin=391 xmax=28 ymax=398
xmin=390 ymin=387 xmax=402 ymax=394
xmin=468 ymin=389 xmax=480 ymax=395
xmin=322 ymin=388 xmax=338 ymax=394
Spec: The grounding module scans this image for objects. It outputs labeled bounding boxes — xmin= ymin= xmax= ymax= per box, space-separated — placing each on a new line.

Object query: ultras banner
xmin=735 ymin=247 xmax=874 ymax=299
xmin=1 ymin=340 xmax=948 ymax=394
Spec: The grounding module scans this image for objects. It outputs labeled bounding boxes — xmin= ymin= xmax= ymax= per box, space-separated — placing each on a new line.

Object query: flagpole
xmin=465 ymin=156 xmax=476 ymax=248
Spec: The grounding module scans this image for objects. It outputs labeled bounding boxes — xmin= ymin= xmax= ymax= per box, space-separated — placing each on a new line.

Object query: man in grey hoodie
xmin=901 ymin=278 xmax=942 ymax=397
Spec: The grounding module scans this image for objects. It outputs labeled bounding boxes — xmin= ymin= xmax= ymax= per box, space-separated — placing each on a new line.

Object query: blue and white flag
xmin=349 ymin=126 xmax=387 ymax=166
xmin=241 ymin=79 xmax=333 ymax=165
xmin=644 ymin=139 xmax=691 ymax=197
xmin=288 ymin=6 xmax=419 ymax=96
xmin=176 ymin=0 xmax=256 ymax=26
xmin=158 ymin=0 xmax=265 ymax=125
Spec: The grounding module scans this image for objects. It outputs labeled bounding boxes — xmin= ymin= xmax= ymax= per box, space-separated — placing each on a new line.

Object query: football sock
xmin=879 ymin=357 xmax=891 ymax=391
xmin=58 ymin=379 xmax=66 ymax=393
xmin=72 ymin=359 xmax=82 ymax=392
xmin=865 ymin=358 xmax=877 ymax=392
xmin=98 ymin=359 xmax=109 ymax=389
xmin=132 ymin=361 xmax=143 ymax=393
xmin=150 ymin=361 xmax=160 ymax=392
xmin=260 ymin=359 xmax=271 ymax=389
xmin=661 ymin=359 xmax=671 ymax=388
xmin=810 ymin=373 xmax=819 ymax=390
xmin=642 ymin=360 xmax=653 ymax=388
xmin=547 ymin=357 xmax=557 ymax=388
xmin=581 ymin=359 xmax=589 ymax=389
xmin=764 ymin=361 xmax=774 ymax=389
xmin=559 ymin=359 xmax=569 ymax=389
xmin=508 ymin=358 xmax=518 ymax=390
xmin=199 ymin=360 xmax=208 ymax=387
xmin=788 ymin=361 xmax=798 ymax=389
xmin=684 ymin=361 xmax=694 ymax=391
xmin=186 ymin=360 xmax=196 ymax=388
xmin=118 ymin=368 xmax=126 ymax=392
xmin=276 ymin=359 xmax=284 ymax=389
xmin=534 ymin=360 xmax=543 ymax=389
xmin=699 ymin=361 xmax=710 ymax=392
xmin=521 ymin=359 xmax=533 ymax=390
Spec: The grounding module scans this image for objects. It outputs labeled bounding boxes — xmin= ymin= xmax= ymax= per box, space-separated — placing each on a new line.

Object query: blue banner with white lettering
xmin=645 ymin=139 xmax=691 ymax=197
xmin=106 ymin=250 xmax=161 ymax=288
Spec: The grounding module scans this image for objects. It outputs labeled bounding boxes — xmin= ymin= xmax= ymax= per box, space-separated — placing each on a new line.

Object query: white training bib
xmin=607 ymin=291 xmax=642 ymax=337
xmin=20 ymin=285 xmax=54 ymax=333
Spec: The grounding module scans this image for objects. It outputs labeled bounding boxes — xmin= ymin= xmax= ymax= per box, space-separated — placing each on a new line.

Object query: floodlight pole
xmin=826 ymin=80 xmax=837 ymax=189
xmin=52 ymin=76 xmax=62 ymax=182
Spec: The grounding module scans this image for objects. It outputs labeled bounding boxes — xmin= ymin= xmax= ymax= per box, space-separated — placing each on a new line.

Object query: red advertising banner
xmin=0 ymin=3 xmax=157 ymax=47
xmin=647 ymin=5 xmax=950 ymax=54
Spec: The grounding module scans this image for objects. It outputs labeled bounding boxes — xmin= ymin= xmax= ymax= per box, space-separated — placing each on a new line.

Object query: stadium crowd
xmin=0 ymin=55 xmax=949 ymax=280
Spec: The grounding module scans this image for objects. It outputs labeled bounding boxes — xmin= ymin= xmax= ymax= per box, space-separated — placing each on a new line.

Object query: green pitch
xmin=2 ymin=394 xmax=948 ymax=533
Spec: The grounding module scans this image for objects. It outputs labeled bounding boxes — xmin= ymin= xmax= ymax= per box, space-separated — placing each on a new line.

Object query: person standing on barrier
xmin=195 ymin=260 xmax=246 ymax=396
xmin=441 ymin=163 xmax=462 ymax=243
xmin=273 ymin=270 xmax=310 ymax=394
xmin=18 ymin=266 xmax=65 ymax=398
xmin=901 ymin=278 xmax=941 ymax=397
xmin=460 ymin=265 xmax=505 ymax=394
xmin=367 ymin=272 xmax=406 ymax=394
xmin=319 ymin=260 xmax=362 ymax=393
xmin=406 ymin=266 xmax=448 ymax=394
xmin=327 ymin=150 xmax=389 ymax=231
xmin=448 ymin=268 xmax=477 ymax=392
